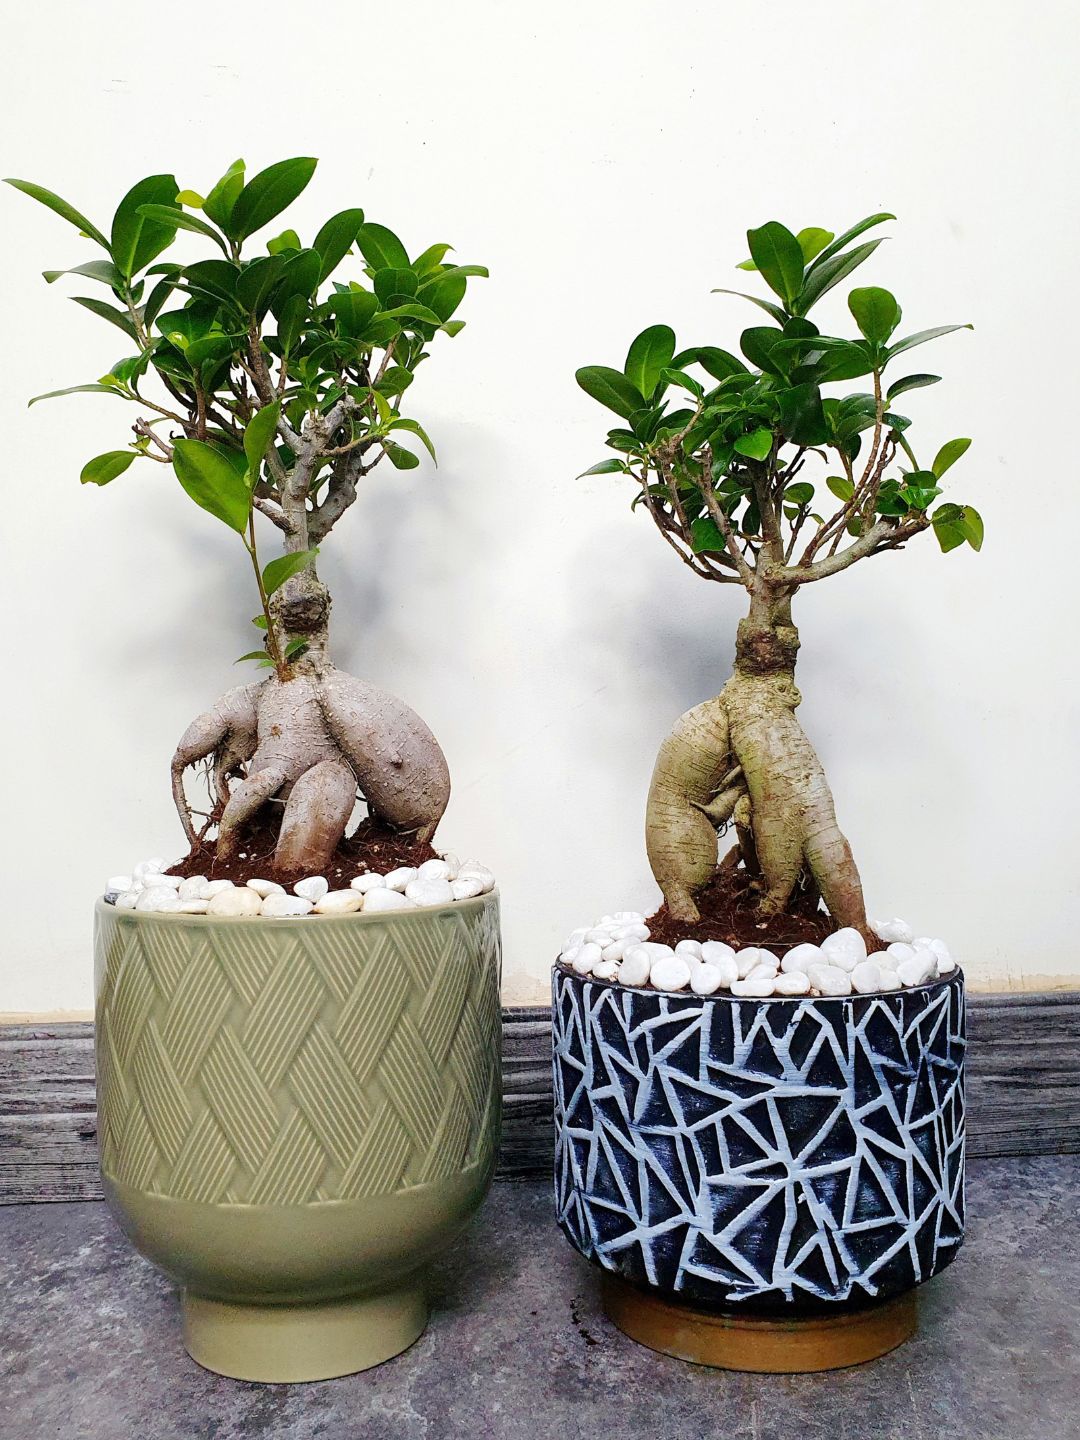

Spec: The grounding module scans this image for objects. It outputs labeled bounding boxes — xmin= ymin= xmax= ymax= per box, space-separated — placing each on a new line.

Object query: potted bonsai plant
xmin=555 ymin=214 xmax=971 ymax=1372
xmin=8 ymin=159 xmax=501 ymax=1382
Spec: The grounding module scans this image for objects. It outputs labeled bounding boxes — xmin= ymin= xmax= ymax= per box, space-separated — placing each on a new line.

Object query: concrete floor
xmin=1 ymin=1157 xmax=1078 ymax=1440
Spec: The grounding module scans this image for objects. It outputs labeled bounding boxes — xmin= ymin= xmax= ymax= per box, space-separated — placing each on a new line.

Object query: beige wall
xmin=1 ymin=0 xmax=1078 ymax=1013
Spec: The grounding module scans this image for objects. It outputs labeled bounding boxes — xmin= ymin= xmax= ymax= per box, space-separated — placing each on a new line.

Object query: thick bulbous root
xmin=170 ymin=665 xmax=450 ymax=873
xmin=645 ymin=673 xmax=869 ymax=937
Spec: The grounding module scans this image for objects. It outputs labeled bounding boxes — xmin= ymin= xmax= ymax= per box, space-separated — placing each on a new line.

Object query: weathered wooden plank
xmin=2 ymin=995 xmax=1077 ymax=1202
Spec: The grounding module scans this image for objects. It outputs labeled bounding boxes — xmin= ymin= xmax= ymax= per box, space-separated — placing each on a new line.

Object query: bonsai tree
xmin=576 ymin=214 xmax=977 ymax=931
xmin=8 ymin=159 xmax=486 ymax=874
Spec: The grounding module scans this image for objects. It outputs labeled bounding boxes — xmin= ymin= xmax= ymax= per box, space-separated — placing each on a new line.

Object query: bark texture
xmin=646 ymin=605 xmax=868 ymax=935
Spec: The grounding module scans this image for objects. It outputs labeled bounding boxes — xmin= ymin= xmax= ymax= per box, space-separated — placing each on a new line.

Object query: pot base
xmin=600 ymin=1274 xmax=917 ymax=1373
xmin=183 ymin=1286 xmax=427 ymax=1383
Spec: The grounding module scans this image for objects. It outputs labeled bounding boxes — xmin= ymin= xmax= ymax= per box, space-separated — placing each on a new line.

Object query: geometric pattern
xmin=94 ymin=899 xmax=502 ymax=1206
xmin=553 ymin=967 xmax=965 ymax=1312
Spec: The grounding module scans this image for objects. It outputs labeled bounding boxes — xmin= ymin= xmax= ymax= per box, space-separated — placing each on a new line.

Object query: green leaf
xmin=80 ymin=450 xmax=136 ymax=485
xmin=236 ymin=649 xmax=270 ymax=664
xmin=816 ymin=340 xmax=876 ymax=382
xmin=886 ymin=324 xmax=973 ymax=360
xmin=807 ymin=214 xmax=894 ymax=273
xmin=377 ymin=302 xmax=444 ymax=326
xmin=660 ymin=366 xmax=703 ymax=398
xmin=798 ymin=239 xmax=884 ymax=311
xmin=231 ymin=158 xmax=317 ymax=241
xmin=887 ymin=373 xmax=940 ymax=402
xmin=575 ymin=366 xmax=645 ymax=419
xmin=711 ymin=288 xmax=787 ymax=323
xmin=733 ymin=427 xmax=773 ymax=461
xmin=28 ymin=382 xmax=128 ymax=407
xmin=4 ymin=177 xmax=108 ymax=248
xmin=356 ymin=221 xmax=410 ymax=271
xmin=43 ymin=259 xmax=124 ymax=287
xmin=377 ymin=365 xmax=413 ymax=397
xmin=848 ymin=286 xmax=900 ymax=344
xmin=176 ymin=189 xmax=205 ymax=208
xmin=235 ymin=254 xmax=286 ymax=315
xmin=690 ymin=516 xmax=728 ymax=554
xmin=624 ymin=325 xmax=676 ymax=400
xmin=374 ymin=266 xmax=418 ymax=303
xmin=243 ymin=402 xmax=281 ymax=475
xmin=695 ymin=347 xmax=749 ymax=381
xmin=796 ymin=227 xmax=834 ymax=264
xmin=111 ymin=175 xmax=180 ymax=278
xmin=312 ymin=207 xmax=365 ymax=281
xmin=328 ymin=288 xmax=379 ymax=337
xmin=412 ymin=243 xmax=453 ymax=275
xmin=267 ymin=228 xmax=302 ymax=255
xmin=785 ymin=481 xmax=814 ymax=505
xmin=137 ymin=203 xmax=228 ymax=255
xmin=826 ymin=474 xmax=855 ymax=501
xmin=262 ymin=547 xmax=318 ymax=598
xmin=417 ymin=273 xmax=466 ymax=323
xmin=958 ymin=505 xmax=983 ymax=550
xmin=203 ymin=159 xmax=245 ymax=233
xmin=284 ymin=638 xmax=309 ymax=660
xmin=71 ymin=295 xmax=138 ymax=341
xmin=740 ymin=326 xmax=787 ymax=374
xmin=577 ymin=458 xmax=627 ymax=478
xmin=932 ymin=436 xmax=972 ymax=478
xmin=383 ymin=439 xmax=420 ymax=469
xmin=172 ymin=438 xmax=252 ymax=532
xmin=388 ymin=416 xmax=436 ymax=463
xmin=747 ymin=221 xmax=804 ymax=305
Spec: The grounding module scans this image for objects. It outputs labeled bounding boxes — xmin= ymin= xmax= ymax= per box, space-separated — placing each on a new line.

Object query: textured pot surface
xmin=553 ymin=966 xmax=965 ymax=1314
xmin=94 ymin=894 xmax=501 ymax=1380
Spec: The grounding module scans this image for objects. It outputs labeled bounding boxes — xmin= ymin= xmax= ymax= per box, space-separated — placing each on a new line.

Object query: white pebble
xmin=811 ymin=964 xmax=852 ymax=997
xmin=747 ymin=962 xmax=779 ymax=982
xmin=820 ymin=928 xmax=867 ymax=971
xmin=731 ymin=975 xmax=776 ymax=998
xmin=418 ymin=858 xmax=451 ymax=881
xmin=572 ymin=943 xmax=603 ymax=976
xmin=700 ymin=941 xmax=736 ymax=966
xmin=246 ymin=878 xmax=284 ymax=897
xmin=314 ymin=889 xmax=364 ymax=915
xmin=107 ymin=875 xmax=132 ymax=893
xmin=143 ymin=872 xmax=181 ymax=890
xmin=887 ymin=942 xmax=916 ymax=965
xmin=736 ymin=947 xmax=777 ymax=979
xmin=135 ymin=888 xmax=179 ymax=912
xmin=897 ymin=952 xmax=937 ymax=987
xmin=618 ymin=950 xmax=652 ymax=987
xmin=177 ymin=900 xmax=209 ymax=914
xmin=362 ymin=887 xmax=416 ymax=913
xmin=178 ymin=875 xmax=208 ymax=902
xmin=851 ymin=960 xmax=882 ymax=995
xmin=675 ymin=939 xmax=703 ymax=960
xmin=781 ymin=943 xmax=823 ymax=974
xmin=115 ymin=891 xmax=140 ymax=910
xmin=927 ymin=938 xmax=956 ymax=973
xmin=873 ymin=917 xmax=915 ymax=945
xmin=384 ymin=867 xmax=418 ymax=892
xmin=612 ymin=911 xmax=646 ymax=924
xmin=350 ymin=871 xmax=386 ymax=893
xmin=593 ymin=959 xmax=619 ymax=981
xmin=452 ymin=877 xmax=486 ymax=901
xmin=562 ymin=928 xmax=589 ymax=951
xmin=261 ymin=894 xmax=314 ymax=917
xmin=774 ymin=970 xmax=811 ymax=996
xmin=649 ymin=955 xmax=692 ymax=992
xmin=404 ymin=877 xmax=455 ymax=908
xmin=203 ymin=880 xmax=235 ymax=898
xmin=207 ymin=887 xmax=262 ymax=917
xmin=601 ymin=940 xmax=629 ymax=962
xmin=295 ymin=876 xmax=329 ymax=902
xmin=133 ymin=858 xmax=166 ymax=882
xmin=613 ymin=923 xmax=650 ymax=942
xmin=585 ymin=927 xmax=615 ymax=946
xmin=440 ymin=852 xmax=461 ymax=879
xmin=877 ymin=967 xmax=902 ymax=991
xmin=690 ymin=963 xmax=725 ymax=996
xmin=457 ymin=864 xmax=495 ymax=893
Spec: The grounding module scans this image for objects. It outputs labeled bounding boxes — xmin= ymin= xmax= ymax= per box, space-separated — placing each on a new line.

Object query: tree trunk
xmin=645 ymin=579 xmax=869 ymax=936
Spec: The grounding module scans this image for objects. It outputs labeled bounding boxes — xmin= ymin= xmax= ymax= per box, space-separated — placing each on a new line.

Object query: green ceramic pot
xmin=94 ymin=892 xmax=502 ymax=1382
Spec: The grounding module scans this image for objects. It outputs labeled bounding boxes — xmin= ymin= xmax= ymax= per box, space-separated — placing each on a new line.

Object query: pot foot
xmin=600 ymin=1273 xmax=917 ymax=1373
xmin=182 ymin=1286 xmax=428 ymax=1382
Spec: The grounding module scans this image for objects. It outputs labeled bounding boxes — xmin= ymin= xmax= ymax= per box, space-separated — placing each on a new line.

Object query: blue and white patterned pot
xmin=552 ymin=966 xmax=965 ymax=1314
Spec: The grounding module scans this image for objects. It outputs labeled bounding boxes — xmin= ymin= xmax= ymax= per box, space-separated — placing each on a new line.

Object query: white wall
xmin=2 ymin=0 xmax=1078 ymax=1014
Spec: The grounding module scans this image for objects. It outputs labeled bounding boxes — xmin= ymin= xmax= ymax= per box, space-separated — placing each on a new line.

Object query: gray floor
xmin=1 ymin=1157 xmax=1078 ymax=1440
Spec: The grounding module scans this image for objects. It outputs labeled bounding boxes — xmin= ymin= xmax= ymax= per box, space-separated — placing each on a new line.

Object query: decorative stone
xmin=361 ymin=887 xmax=416 ymax=913
xmin=115 ymin=891 xmax=140 ymax=910
xmin=107 ymin=875 xmax=133 ymax=893
xmin=143 ymin=873 xmax=181 ymax=890
xmin=133 ymin=858 xmax=166 ymax=883
xmin=773 ymin=970 xmax=811 ymax=996
xmin=440 ymin=852 xmax=461 ymax=879
xmin=294 ymin=876 xmax=329 ymax=903
xmin=747 ymin=963 xmax=779 ymax=984
xmin=700 ymin=941 xmax=736 ymax=966
xmin=207 ymin=887 xmax=262 ymax=917
xmin=731 ymin=975 xmax=776 ymax=998
xmin=135 ymin=888 xmax=181 ymax=912
xmin=613 ymin=923 xmax=650 ymax=942
xmin=612 ymin=911 xmax=646 ymax=924
xmin=851 ymin=960 xmax=882 ymax=994
xmin=593 ymin=959 xmax=620 ymax=981
xmin=384 ymin=867 xmax=418 ymax=892
xmin=811 ymin=964 xmax=852 ymax=997
xmin=177 ymin=900 xmax=210 ymax=914
xmin=781 ymin=942 xmax=823 ymax=974
xmin=897 ymin=952 xmax=937 ymax=987
xmin=690 ymin=963 xmax=725 ymax=996
xmin=452 ymin=877 xmax=486 ymax=901
xmin=245 ymin=878 xmax=284 ymax=898
xmin=820 ymin=927 xmax=867 ymax=971
xmin=457 ymin=865 xmax=495 ymax=894
xmin=350 ymin=872 xmax=386 ymax=894
xmin=404 ymin=877 xmax=455 ymax=908
xmin=649 ymin=955 xmax=692 ymax=993
xmin=261 ymin=894 xmax=314 ymax=918
xmin=585 ymin=927 xmax=615 ymax=945
xmin=178 ymin=875 xmax=208 ymax=902
xmin=878 ymin=967 xmax=902 ymax=991
xmin=203 ymin=880 xmax=235 ymax=899
xmin=417 ymin=858 xmax=451 ymax=881
xmin=601 ymin=939 xmax=630 ymax=963
xmin=572 ymin=943 xmax=603 ymax=976
xmin=618 ymin=949 xmax=652 ymax=987
xmin=736 ymin=947 xmax=766 ymax=979
xmin=313 ymin=890 xmax=364 ymax=915
xmin=675 ymin=940 xmax=704 ymax=960
xmin=873 ymin=917 xmax=915 ymax=945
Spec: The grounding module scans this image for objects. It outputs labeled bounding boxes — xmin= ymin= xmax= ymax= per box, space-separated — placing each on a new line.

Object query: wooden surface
xmin=2 ymin=994 xmax=1078 ymax=1203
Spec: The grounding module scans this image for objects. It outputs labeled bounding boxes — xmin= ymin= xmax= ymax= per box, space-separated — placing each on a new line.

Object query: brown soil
xmin=166 ymin=813 xmax=439 ymax=891
xmin=647 ymin=866 xmax=886 ymax=957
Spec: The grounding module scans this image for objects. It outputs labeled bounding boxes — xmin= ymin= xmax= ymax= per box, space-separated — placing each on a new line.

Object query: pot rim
xmin=96 ymin=889 xmax=499 ymax=925
xmin=552 ymin=958 xmax=961 ymax=1002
